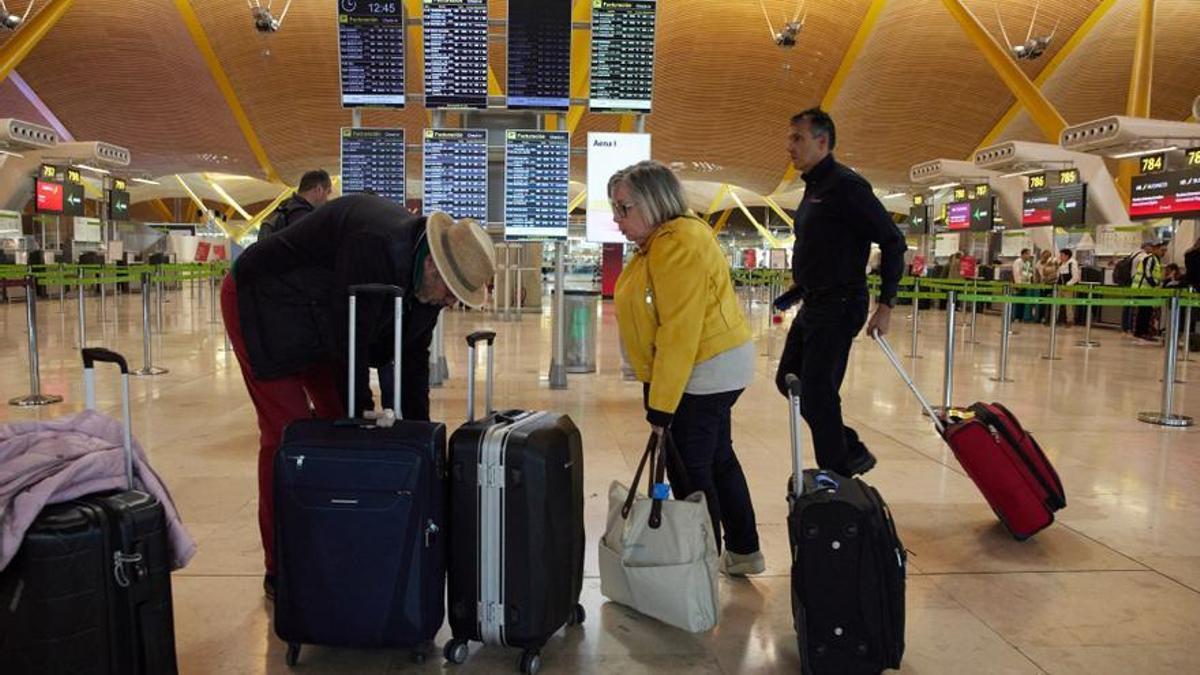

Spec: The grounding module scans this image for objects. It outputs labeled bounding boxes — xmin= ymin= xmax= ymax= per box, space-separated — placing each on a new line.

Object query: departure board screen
xmin=946 ymin=201 xmax=971 ymax=231
xmin=423 ymin=0 xmax=488 ymax=108
xmin=1130 ymin=168 xmax=1200 ymax=220
xmin=423 ymin=129 xmax=488 ymax=221
xmin=504 ymin=130 xmax=570 ymax=240
xmin=338 ymin=1 xmax=405 ymax=108
xmin=506 ymin=0 xmax=571 ymax=110
xmin=34 ymin=180 xmax=63 ymax=214
xmin=1022 ymin=184 xmax=1086 ymax=227
xmin=340 ymin=128 xmax=406 ymax=203
xmin=589 ymin=0 xmax=657 ymax=112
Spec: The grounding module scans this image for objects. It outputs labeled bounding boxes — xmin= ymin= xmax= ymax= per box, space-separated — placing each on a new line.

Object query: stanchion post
xmin=429 ymin=315 xmax=445 ymax=388
xmin=1076 ymin=283 xmax=1100 ymax=348
xmin=965 ymin=279 xmax=980 ymax=344
xmin=1182 ymin=304 xmax=1193 ymax=363
xmin=10 ymin=274 xmax=64 ymax=406
xmin=906 ymin=279 xmax=923 ymax=359
xmin=208 ymin=267 xmax=220 ymax=324
xmin=156 ymin=266 xmax=165 ymax=334
xmin=1138 ymin=294 xmax=1193 ymax=427
xmin=991 ymin=287 xmax=1014 ymax=383
xmin=99 ymin=265 xmax=108 ymax=323
xmin=941 ymin=290 xmax=957 ymax=410
xmin=1042 ymin=285 xmax=1061 ymax=361
xmin=133 ymin=271 xmax=169 ymax=377
xmin=503 ymin=245 xmax=512 ymax=322
xmin=549 ymin=240 xmax=568 ymax=389
xmin=77 ymin=267 xmax=87 ymax=349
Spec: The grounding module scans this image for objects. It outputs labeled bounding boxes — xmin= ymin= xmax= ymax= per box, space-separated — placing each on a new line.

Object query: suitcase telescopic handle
xmin=347 ymin=284 xmax=404 ymax=419
xmin=81 ymin=348 xmax=135 ymax=491
xmin=785 ymin=373 xmax=804 ymax=499
xmin=465 ymin=331 xmax=496 ymax=422
xmin=872 ymin=329 xmax=946 ymax=435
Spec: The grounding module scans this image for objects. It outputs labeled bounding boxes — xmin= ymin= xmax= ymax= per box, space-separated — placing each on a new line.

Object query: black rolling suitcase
xmin=273 ymin=284 xmax=447 ymax=666
xmin=443 ymin=331 xmax=585 ymax=675
xmin=783 ymin=374 xmax=906 ymax=674
xmin=0 ymin=348 xmax=178 ymax=675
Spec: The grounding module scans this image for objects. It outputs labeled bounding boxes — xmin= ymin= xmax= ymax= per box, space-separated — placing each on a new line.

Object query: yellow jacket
xmin=614 ymin=214 xmax=752 ymax=424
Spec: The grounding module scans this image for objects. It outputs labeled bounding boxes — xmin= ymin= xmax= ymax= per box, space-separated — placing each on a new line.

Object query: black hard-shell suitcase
xmin=0 ymin=348 xmax=178 ymax=675
xmin=784 ymin=374 xmax=906 ymax=674
xmin=444 ymin=331 xmax=585 ymax=674
xmin=273 ymin=284 xmax=447 ymax=666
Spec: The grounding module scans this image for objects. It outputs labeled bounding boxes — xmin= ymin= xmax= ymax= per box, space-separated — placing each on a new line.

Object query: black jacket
xmin=233 ymin=194 xmax=442 ymax=420
xmin=257 ymin=194 xmax=314 ymax=242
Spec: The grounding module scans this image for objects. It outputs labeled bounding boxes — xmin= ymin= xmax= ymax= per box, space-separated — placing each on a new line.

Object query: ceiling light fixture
xmin=75 ymin=163 xmax=111 ymax=175
xmin=881 ymin=192 xmax=908 ymax=199
xmin=131 ymin=177 xmax=161 ymax=185
xmin=1108 ymin=145 xmax=1179 ymax=159
xmin=928 ymin=182 xmax=959 ymax=191
xmin=0 ymin=149 xmax=24 ymax=159
xmin=998 ymin=168 xmax=1046 ymax=178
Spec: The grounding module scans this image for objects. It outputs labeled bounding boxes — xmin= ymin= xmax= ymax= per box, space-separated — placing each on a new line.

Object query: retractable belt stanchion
xmin=429 ymin=315 xmax=445 ymax=388
xmin=941 ymin=289 xmax=957 ymax=411
xmin=156 ymin=266 xmax=165 ymax=335
xmin=1138 ymin=294 xmax=1193 ymax=427
xmin=1042 ymin=284 xmax=1061 ymax=361
xmin=549 ymin=240 xmax=568 ymax=390
xmin=77 ymin=267 xmax=87 ymax=349
xmin=208 ymin=266 xmax=220 ymax=324
xmin=133 ymin=271 xmax=168 ymax=377
xmin=10 ymin=274 xmax=63 ymax=407
xmin=906 ymin=278 xmax=923 ymax=359
xmin=503 ymin=245 xmax=512 ymax=322
xmin=99 ymin=265 xmax=108 ymax=324
xmin=1182 ymin=304 xmax=1193 ymax=363
xmin=990 ymin=288 xmax=1014 ymax=383
xmin=965 ymin=279 xmax=980 ymax=344
xmin=1076 ymin=283 xmax=1100 ymax=348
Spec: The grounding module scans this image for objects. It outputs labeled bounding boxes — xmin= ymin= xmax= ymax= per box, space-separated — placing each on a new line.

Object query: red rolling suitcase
xmin=876 ymin=333 xmax=1065 ymax=540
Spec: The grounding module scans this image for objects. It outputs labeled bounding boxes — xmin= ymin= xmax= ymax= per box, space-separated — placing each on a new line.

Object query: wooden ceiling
xmin=2 ymin=0 xmax=1197 ymax=203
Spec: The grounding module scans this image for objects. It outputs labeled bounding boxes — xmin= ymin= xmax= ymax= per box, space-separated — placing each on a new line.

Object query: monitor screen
xmin=967 ymin=196 xmax=994 ymax=231
xmin=907 ymin=204 xmax=929 ymax=235
xmin=107 ymin=190 xmax=130 ymax=221
xmin=506 ymin=0 xmax=571 ymax=110
xmin=423 ymin=0 xmax=488 ymax=109
xmin=946 ymin=201 xmax=971 ymax=231
xmin=504 ymin=130 xmax=570 ymax=240
xmin=35 ymin=179 xmax=63 ymax=214
xmin=1021 ymin=183 xmax=1086 ymax=227
xmin=340 ymin=128 xmax=406 ymax=203
xmin=63 ymin=183 xmax=85 ymax=217
xmin=422 ymin=129 xmax=488 ymax=222
xmin=589 ymin=0 xmax=657 ymax=113
xmin=1129 ymin=168 xmax=1200 ymax=220
xmin=338 ymin=0 xmax=405 ymax=107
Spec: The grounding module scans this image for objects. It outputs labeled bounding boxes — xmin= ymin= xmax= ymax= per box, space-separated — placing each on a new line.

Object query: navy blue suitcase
xmin=273 ymin=284 xmax=447 ymax=666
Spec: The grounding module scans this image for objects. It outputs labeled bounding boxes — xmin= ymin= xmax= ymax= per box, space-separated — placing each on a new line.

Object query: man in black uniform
xmin=256 ymin=169 xmax=333 ymax=241
xmin=774 ymin=108 xmax=907 ymax=477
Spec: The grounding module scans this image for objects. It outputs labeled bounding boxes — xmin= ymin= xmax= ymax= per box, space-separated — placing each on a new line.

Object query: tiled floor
xmin=2 ymin=282 xmax=1198 ymax=674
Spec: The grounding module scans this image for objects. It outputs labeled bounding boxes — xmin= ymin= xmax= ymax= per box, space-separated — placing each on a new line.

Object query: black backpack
xmin=1185 ymin=247 xmax=1200 ymax=291
xmin=1113 ymin=252 xmax=1137 ymax=286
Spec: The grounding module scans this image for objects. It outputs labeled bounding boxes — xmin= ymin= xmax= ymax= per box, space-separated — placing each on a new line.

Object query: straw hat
xmin=426 ymin=211 xmax=496 ymax=308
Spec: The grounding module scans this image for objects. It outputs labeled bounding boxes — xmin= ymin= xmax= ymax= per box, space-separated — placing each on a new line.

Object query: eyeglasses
xmin=611 ymin=200 xmax=638 ymax=218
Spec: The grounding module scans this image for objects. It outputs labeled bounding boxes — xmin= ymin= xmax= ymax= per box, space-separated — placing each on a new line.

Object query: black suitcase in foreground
xmin=274 ymin=284 xmax=447 ymax=666
xmin=784 ymin=374 xmax=905 ymax=674
xmin=444 ymin=331 xmax=585 ymax=675
xmin=0 ymin=348 xmax=177 ymax=675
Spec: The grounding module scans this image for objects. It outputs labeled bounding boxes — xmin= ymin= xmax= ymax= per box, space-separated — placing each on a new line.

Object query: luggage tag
xmin=652 ymin=482 xmax=671 ymax=500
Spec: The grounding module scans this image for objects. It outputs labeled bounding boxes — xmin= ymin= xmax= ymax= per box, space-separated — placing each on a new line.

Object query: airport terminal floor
xmin=2 ymin=283 xmax=1199 ymax=674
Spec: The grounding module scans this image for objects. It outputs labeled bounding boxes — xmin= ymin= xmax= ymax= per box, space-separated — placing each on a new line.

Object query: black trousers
xmin=1135 ymin=305 xmax=1155 ymax=338
xmin=666 ymin=388 xmax=760 ymax=555
xmin=774 ymin=293 xmax=871 ymax=475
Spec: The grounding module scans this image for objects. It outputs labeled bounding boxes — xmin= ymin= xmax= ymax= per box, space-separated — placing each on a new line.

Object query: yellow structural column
xmin=941 ymin=0 xmax=1067 ymax=144
xmin=711 ymin=209 xmax=733 ymax=234
xmin=565 ymin=0 xmax=593 ymax=134
xmin=0 ymin=0 xmax=77 ymax=82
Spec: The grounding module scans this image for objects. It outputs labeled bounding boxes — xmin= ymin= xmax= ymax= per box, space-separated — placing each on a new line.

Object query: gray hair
xmin=607 ymin=160 xmax=689 ymax=227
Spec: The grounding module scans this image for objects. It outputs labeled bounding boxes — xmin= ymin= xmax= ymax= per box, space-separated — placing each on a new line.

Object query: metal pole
xmin=1076 ymin=283 xmax=1100 ymax=348
xmin=99 ymin=265 xmax=108 ymax=323
xmin=965 ymin=279 xmax=980 ymax=344
xmin=133 ymin=272 xmax=168 ymax=376
xmin=906 ymin=279 xmax=923 ymax=359
xmin=10 ymin=275 xmax=63 ymax=406
xmin=941 ymin=290 xmax=957 ymax=410
xmin=1042 ymin=285 xmax=1061 ymax=360
xmin=990 ymin=292 xmax=1014 ymax=383
xmin=77 ymin=267 xmax=87 ymax=349
xmin=1182 ymin=305 xmax=1193 ymax=363
xmin=549 ymin=240 xmax=568 ymax=389
xmin=156 ymin=267 xmax=165 ymax=334
xmin=209 ymin=268 xmax=219 ymax=324
xmin=514 ymin=244 xmax=524 ymax=322
xmin=1139 ymin=295 xmax=1193 ymax=427
xmin=429 ymin=315 xmax=445 ymax=388
xmin=503 ymin=245 xmax=512 ymax=322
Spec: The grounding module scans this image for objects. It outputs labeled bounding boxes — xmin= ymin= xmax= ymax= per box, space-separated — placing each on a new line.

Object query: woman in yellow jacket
xmin=610 ymin=160 xmax=763 ymax=576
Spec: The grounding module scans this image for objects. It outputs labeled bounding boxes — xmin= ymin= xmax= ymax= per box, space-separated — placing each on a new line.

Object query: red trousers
xmin=220 ymin=274 xmax=341 ymax=575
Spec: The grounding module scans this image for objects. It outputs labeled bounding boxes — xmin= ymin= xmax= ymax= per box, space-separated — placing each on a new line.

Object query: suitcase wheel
xmin=285 ymin=643 xmax=300 ymax=667
xmin=566 ymin=603 xmax=586 ymax=626
xmin=444 ymin=638 xmax=470 ymax=665
xmin=519 ymin=650 xmax=542 ymax=674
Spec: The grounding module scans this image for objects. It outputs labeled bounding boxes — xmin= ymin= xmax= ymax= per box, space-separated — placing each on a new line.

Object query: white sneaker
xmin=720 ymin=550 xmax=765 ymax=577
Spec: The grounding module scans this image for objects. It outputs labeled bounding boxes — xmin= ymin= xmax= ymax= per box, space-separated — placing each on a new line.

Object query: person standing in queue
xmin=256 ymin=169 xmax=333 ymax=241
xmin=774 ymin=108 xmax=907 ymax=478
xmin=221 ymin=194 xmax=496 ymax=599
xmin=610 ymin=160 xmax=764 ymax=576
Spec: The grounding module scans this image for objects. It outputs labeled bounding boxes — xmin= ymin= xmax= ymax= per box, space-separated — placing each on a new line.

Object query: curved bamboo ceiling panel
xmin=643 ymin=0 xmax=873 ymax=195
xmin=0 ymin=76 xmax=54 ymax=131
xmin=11 ymin=0 xmax=258 ymax=177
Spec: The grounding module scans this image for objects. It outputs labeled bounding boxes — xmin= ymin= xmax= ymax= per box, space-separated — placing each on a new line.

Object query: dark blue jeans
xmin=666 ymin=388 xmax=760 ymax=555
xmin=774 ymin=292 xmax=872 ymax=475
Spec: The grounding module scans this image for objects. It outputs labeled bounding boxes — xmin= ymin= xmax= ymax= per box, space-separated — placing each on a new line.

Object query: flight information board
xmin=506 ymin=0 xmax=571 ymax=110
xmin=423 ymin=129 xmax=488 ymax=221
xmin=946 ymin=201 xmax=971 ymax=231
xmin=1130 ymin=167 xmax=1200 ymax=220
xmin=423 ymin=0 xmax=488 ymax=108
xmin=907 ymin=204 xmax=929 ymax=234
xmin=589 ymin=0 xmax=657 ymax=112
xmin=338 ymin=1 xmax=405 ymax=107
xmin=1022 ymin=184 xmax=1086 ymax=227
xmin=340 ymin=128 xmax=406 ymax=203
xmin=504 ymin=130 xmax=570 ymax=240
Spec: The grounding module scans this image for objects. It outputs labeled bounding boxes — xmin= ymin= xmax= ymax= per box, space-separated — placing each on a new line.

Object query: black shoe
xmin=264 ymin=575 xmax=276 ymax=602
xmin=843 ymin=450 xmax=877 ymax=477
